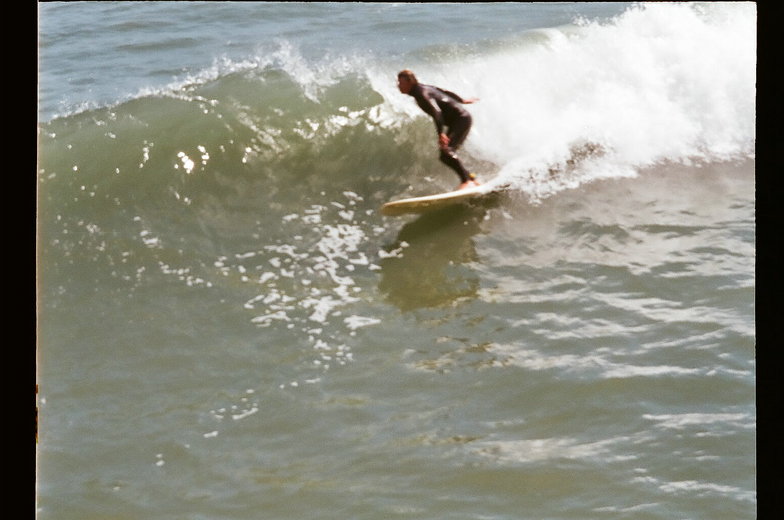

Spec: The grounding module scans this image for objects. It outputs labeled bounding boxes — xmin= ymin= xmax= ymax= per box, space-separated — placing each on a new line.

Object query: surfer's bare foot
xmin=458 ymin=180 xmax=481 ymax=190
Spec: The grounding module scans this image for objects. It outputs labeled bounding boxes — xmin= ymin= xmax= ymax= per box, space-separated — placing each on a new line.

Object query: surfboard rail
xmin=380 ymin=184 xmax=490 ymax=216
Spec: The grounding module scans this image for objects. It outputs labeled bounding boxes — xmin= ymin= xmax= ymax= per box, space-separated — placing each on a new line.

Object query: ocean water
xmin=37 ymin=2 xmax=757 ymax=519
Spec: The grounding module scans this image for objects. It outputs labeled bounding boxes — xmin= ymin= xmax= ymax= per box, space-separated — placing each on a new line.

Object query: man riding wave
xmin=397 ymin=69 xmax=480 ymax=190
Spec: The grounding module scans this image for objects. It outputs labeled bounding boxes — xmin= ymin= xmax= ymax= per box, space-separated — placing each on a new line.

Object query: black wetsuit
xmin=407 ymin=83 xmax=474 ymax=183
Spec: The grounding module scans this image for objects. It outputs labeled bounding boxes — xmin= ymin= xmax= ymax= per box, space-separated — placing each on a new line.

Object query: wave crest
xmin=39 ymin=2 xmax=755 ymax=210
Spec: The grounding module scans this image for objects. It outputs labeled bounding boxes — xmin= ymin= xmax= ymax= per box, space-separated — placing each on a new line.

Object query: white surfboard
xmin=380 ymin=184 xmax=490 ymax=216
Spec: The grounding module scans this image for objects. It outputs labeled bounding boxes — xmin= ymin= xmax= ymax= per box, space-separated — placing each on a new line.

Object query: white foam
xmin=376 ymin=3 xmax=756 ymax=201
xmin=344 ymin=315 xmax=381 ymax=330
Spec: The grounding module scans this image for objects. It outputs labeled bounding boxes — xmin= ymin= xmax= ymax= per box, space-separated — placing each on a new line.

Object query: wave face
xmin=39 ymin=3 xmax=755 ymax=208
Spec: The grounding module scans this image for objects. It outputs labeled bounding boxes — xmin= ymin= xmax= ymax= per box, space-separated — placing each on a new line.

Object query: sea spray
xmin=377 ymin=2 xmax=756 ymax=201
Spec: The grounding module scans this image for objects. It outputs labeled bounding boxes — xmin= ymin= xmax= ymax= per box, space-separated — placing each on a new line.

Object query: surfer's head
xmin=397 ymin=69 xmax=418 ymax=94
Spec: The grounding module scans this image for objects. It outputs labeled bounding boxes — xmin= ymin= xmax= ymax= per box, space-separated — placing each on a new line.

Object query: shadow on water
xmin=378 ymin=197 xmax=499 ymax=312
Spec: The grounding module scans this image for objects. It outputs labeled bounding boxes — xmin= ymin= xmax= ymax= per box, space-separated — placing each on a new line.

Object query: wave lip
xmin=454 ymin=2 xmax=757 ymax=199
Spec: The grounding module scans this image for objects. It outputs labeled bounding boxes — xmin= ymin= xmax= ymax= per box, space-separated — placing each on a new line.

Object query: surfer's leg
xmin=439 ymin=115 xmax=476 ymax=185
xmin=447 ymin=114 xmax=472 ymax=150
xmin=439 ymin=148 xmax=471 ymax=183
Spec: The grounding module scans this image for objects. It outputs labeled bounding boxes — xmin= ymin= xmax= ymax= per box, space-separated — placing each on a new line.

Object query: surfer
xmin=397 ymin=69 xmax=480 ymax=190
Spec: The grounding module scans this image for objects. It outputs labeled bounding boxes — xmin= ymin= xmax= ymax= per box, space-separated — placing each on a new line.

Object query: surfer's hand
xmin=462 ymin=97 xmax=479 ymax=104
xmin=438 ymin=133 xmax=450 ymax=150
